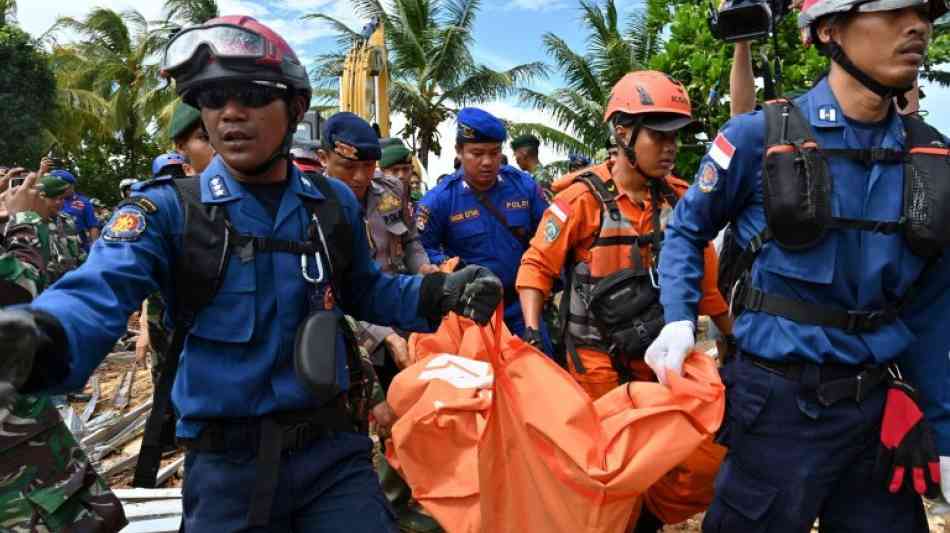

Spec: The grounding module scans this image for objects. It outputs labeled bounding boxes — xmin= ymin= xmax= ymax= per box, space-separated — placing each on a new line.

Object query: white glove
xmin=645 ymin=320 xmax=695 ymax=385
xmin=935 ymin=456 xmax=950 ymax=514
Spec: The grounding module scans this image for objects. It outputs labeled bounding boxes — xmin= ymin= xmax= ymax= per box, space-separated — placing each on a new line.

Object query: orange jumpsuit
xmin=516 ymin=162 xmax=727 ymax=526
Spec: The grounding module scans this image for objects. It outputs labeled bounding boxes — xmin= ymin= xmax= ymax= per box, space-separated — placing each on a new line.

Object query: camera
xmin=708 ymin=0 xmax=790 ymax=42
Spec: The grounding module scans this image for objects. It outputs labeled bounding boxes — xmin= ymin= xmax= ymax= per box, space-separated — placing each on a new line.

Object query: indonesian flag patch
xmin=548 ymin=199 xmax=571 ymax=223
xmin=709 ymin=132 xmax=736 ymax=170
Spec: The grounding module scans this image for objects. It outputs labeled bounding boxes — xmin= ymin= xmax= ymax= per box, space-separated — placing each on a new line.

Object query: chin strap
xmin=826 ymin=42 xmax=912 ymax=108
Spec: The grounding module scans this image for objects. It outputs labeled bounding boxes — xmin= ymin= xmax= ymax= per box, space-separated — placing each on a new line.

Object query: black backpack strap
xmin=134 ymin=177 xmax=231 ymax=488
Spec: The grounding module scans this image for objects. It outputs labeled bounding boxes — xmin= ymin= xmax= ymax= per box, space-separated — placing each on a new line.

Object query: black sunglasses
xmin=195 ymin=82 xmax=288 ymax=110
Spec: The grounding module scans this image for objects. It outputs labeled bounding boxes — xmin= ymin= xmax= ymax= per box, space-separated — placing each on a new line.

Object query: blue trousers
xmin=182 ymin=432 xmax=397 ymax=533
xmin=703 ymin=356 xmax=928 ymax=533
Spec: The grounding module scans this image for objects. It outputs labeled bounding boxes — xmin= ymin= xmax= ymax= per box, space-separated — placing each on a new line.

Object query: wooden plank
xmin=82 ymin=400 xmax=151 ymax=447
xmin=155 ymin=456 xmax=185 ymax=487
xmin=81 ymin=375 xmax=100 ymax=424
xmin=113 ymin=488 xmax=182 ymax=500
xmin=91 ymin=416 xmax=146 ymax=461
xmin=113 ymin=361 xmax=137 ymax=410
xmin=119 ymin=516 xmax=181 ymax=533
xmin=102 ymin=453 xmax=138 ymax=478
xmin=122 ymin=499 xmax=182 ymax=519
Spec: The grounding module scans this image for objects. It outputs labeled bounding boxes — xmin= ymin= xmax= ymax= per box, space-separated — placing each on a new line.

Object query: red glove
xmin=876 ymin=380 xmax=941 ymax=498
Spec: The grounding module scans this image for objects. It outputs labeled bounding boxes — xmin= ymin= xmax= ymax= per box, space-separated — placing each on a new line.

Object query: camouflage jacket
xmin=0 ymin=216 xmax=126 ymax=531
xmin=532 ymin=163 xmax=557 ymax=201
xmin=0 ymin=211 xmax=45 ymax=305
xmin=38 ymin=212 xmax=86 ymax=284
xmin=0 ymin=396 xmax=127 ymax=533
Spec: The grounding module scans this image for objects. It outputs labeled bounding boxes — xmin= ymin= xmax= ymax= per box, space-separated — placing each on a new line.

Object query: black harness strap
xmin=134 ymin=177 xmax=229 ymax=489
xmin=466 ymin=182 xmax=531 ymax=247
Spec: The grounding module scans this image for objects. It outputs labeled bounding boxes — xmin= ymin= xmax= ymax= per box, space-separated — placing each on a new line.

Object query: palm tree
xmin=305 ymin=0 xmax=548 ymax=168
xmin=50 ymin=8 xmax=173 ymax=177
xmin=0 ymin=0 xmax=15 ymax=26
xmin=512 ymin=0 xmax=664 ymax=157
xmin=163 ymin=0 xmax=219 ymax=26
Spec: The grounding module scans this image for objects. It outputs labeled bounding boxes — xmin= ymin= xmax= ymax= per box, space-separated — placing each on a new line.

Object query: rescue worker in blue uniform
xmin=416 ymin=107 xmax=552 ymax=351
xmin=52 ymin=168 xmax=100 ymax=251
xmin=0 ymin=16 xmax=502 ymax=533
xmin=645 ymin=1 xmax=950 ymax=531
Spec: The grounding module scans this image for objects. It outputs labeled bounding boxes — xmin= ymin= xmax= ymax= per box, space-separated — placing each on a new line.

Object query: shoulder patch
xmin=377 ymin=192 xmax=402 ymax=214
xmin=698 ymin=161 xmax=720 ymax=193
xmin=543 ymin=218 xmax=561 ymax=242
xmin=103 ymin=208 xmax=146 ymax=242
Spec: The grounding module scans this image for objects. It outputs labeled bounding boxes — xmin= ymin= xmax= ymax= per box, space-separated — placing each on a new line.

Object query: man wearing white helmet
xmin=648 ymin=1 xmax=950 ymax=531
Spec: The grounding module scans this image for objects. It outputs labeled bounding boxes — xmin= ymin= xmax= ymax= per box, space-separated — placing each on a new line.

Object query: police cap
xmin=456 ymin=107 xmax=507 ymax=145
xmin=321 ymin=112 xmax=381 ymax=161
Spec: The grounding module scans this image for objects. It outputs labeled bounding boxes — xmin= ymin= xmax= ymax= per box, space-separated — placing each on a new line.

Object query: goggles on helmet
xmin=162 ymin=24 xmax=281 ymax=75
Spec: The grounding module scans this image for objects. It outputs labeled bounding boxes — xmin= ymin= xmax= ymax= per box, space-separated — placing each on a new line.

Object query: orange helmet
xmin=604 ymin=71 xmax=693 ymax=131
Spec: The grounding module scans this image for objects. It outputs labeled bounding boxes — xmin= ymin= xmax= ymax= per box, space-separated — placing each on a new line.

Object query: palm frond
xmin=542 ymin=32 xmax=604 ymax=103
xmin=301 ymin=13 xmax=364 ymax=50
xmin=507 ymin=122 xmax=592 ymax=156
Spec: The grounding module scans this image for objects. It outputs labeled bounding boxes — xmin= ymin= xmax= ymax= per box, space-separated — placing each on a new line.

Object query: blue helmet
xmin=568 ymin=153 xmax=592 ymax=170
xmin=49 ymin=169 xmax=77 ymax=184
xmin=152 ymin=152 xmax=187 ymax=177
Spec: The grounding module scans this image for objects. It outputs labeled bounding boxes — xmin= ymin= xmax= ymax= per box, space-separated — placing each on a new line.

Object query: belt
xmin=179 ymin=403 xmax=355 ymax=528
xmin=741 ymin=352 xmax=888 ymax=407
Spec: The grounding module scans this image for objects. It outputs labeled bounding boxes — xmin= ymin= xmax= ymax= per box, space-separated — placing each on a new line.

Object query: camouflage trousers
xmin=0 ymin=395 xmax=127 ymax=532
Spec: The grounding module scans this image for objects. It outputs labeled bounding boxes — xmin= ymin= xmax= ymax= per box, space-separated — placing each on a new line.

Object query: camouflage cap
xmin=168 ymin=100 xmax=202 ymax=141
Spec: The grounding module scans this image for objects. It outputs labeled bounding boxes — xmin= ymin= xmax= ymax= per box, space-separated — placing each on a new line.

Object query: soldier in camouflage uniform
xmin=35 ymin=175 xmax=86 ymax=284
xmin=511 ymin=134 xmax=557 ymax=201
xmin=0 ymin=172 xmax=127 ymax=532
xmin=321 ymin=128 xmax=442 ymax=532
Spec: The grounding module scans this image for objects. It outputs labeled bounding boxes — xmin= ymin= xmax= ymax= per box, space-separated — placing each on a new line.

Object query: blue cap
xmin=50 ymin=169 xmax=76 ymax=184
xmin=321 ymin=112 xmax=381 ymax=161
xmin=456 ymin=107 xmax=506 ymax=144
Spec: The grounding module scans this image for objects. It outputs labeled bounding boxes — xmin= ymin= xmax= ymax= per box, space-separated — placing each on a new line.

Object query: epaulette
xmin=131 ymin=174 xmax=174 ymax=192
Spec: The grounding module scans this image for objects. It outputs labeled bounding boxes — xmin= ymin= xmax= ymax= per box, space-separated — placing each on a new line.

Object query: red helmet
xmin=161 ymin=16 xmax=312 ymax=105
xmin=604 ymin=71 xmax=693 ymax=131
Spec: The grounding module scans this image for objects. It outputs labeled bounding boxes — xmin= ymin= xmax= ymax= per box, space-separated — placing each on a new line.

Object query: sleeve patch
xmin=543 ymin=218 xmax=562 ymax=242
xmin=709 ymin=132 xmax=736 ymax=170
xmin=103 ymin=208 xmax=146 ymax=242
xmin=698 ymin=161 xmax=721 ymax=193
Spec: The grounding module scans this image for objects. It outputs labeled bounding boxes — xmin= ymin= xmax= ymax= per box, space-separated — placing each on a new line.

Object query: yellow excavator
xmin=339 ymin=18 xmax=391 ymax=137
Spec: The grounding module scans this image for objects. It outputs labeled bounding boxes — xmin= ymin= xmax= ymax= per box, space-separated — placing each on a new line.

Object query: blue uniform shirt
xmin=416 ymin=164 xmax=547 ymax=337
xmin=31 ymin=156 xmax=432 ymax=438
xmin=61 ymin=192 xmax=99 ymax=250
xmin=660 ymin=76 xmax=950 ymax=365
xmin=417 ymin=165 xmax=547 ymax=289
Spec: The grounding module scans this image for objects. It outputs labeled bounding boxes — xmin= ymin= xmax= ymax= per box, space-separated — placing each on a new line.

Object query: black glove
xmin=440 ymin=265 xmax=503 ymax=325
xmin=520 ymin=327 xmax=544 ymax=348
xmin=875 ymin=379 xmax=942 ymax=498
xmin=0 ymin=309 xmax=42 ymax=393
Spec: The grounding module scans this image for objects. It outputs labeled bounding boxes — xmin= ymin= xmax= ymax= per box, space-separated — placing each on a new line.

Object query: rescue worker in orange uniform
xmin=516 ymin=71 xmax=733 ymax=532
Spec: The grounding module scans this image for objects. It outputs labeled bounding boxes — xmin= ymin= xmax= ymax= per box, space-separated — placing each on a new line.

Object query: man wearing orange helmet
xmin=516 ymin=71 xmax=732 ymax=531
xmin=650 ymin=1 xmax=950 ymax=531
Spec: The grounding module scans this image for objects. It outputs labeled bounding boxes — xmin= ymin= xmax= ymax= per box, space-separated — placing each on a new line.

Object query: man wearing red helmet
xmin=517 ymin=71 xmax=732 ymax=532
xmin=0 ymin=16 xmax=504 ymax=532
xmin=650 ymin=1 xmax=950 ymax=531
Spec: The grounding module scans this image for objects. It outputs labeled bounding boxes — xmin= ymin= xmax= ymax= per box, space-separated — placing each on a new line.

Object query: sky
xmin=13 ymin=0 xmax=950 ymax=179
